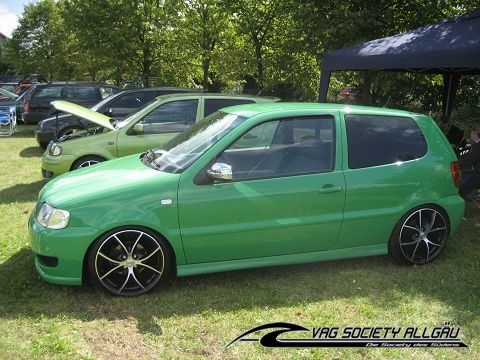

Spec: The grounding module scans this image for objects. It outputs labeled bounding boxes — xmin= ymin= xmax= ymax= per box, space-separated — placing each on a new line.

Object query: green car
xmin=29 ymin=103 xmax=465 ymax=296
xmin=41 ymin=93 xmax=278 ymax=179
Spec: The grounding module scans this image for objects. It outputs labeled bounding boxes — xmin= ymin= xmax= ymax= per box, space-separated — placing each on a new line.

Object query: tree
xmin=5 ymin=0 xmax=71 ymax=79
xmin=64 ymin=0 xmax=176 ymax=86
xmin=0 ymin=40 xmax=15 ymax=76
xmin=176 ymin=0 xmax=233 ymax=90
xmin=225 ymin=0 xmax=283 ymax=93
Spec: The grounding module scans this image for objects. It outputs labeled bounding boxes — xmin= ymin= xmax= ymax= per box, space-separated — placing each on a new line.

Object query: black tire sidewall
xmin=388 ymin=205 xmax=449 ymax=265
xmin=86 ymin=226 xmax=171 ymax=296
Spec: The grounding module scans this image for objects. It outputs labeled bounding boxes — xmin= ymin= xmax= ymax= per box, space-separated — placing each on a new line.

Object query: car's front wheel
xmin=71 ymin=155 xmax=106 ymax=170
xmin=87 ymin=227 xmax=171 ymax=296
xmin=389 ymin=205 xmax=449 ymax=264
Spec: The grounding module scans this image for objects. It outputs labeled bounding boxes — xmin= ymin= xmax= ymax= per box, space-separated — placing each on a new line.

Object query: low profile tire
xmin=389 ymin=205 xmax=449 ymax=265
xmin=87 ymin=227 xmax=171 ymax=296
xmin=71 ymin=155 xmax=105 ymax=170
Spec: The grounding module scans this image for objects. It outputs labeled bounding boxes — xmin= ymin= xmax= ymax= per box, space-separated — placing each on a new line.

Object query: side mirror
xmin=207 ymin=162 xmax=233 ymax=181
xmin=132 ymin=123 xmax=144 ymax=134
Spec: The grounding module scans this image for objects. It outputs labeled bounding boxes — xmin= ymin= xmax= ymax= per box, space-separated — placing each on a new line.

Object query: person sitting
xmin=437 ymin=114 xmax=466 ymax=151
xmin=458 ymin=122 xmax=480 ymax=201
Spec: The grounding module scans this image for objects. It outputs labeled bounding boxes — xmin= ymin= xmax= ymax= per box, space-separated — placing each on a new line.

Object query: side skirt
xmin=176 ymin=244 xmax=387 ymax=277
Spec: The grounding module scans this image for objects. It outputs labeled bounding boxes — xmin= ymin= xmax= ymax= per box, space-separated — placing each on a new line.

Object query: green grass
xmin=0 ymin=125 xmax=479 ymax=359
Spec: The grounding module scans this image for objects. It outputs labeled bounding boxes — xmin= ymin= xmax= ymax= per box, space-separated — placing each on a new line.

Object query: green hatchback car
xmin=41 ymin=93 xmax=278 ymax=179
xmin=29 ymin=103 xmax=465 ymax=296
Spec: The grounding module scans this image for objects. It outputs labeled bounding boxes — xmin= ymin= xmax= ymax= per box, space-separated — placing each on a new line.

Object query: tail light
xmin=450 ymin=161 xmax=461 ymax=188
xmin=24 ymin=100 xmax=30 ymax=113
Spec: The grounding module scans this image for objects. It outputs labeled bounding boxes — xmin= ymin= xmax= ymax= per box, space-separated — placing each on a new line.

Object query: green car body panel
xmin=29 ymin=103 xmax=465 ymax=292
xmin=41 ymin=93 xmax=278 ymax=179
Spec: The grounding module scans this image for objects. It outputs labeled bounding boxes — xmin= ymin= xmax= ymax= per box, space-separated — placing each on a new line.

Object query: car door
xmin=178 ymin=115 xmax=346 ymax=264
xmin=116 ymin=98 xmax=200 ymax=157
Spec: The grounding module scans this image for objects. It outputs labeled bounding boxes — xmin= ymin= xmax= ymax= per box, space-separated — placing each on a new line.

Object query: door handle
xmin=317 ymin=186 xmax=343 ymax=194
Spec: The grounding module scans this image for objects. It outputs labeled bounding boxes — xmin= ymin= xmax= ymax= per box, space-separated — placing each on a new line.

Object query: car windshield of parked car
xmin=142 ymin=111 xmax=246 ymax=173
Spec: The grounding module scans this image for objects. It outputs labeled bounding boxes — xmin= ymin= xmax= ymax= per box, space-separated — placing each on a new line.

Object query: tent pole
xmin=442 ymin=73 xmax=460 ymax=117
xmin=318 ymin=70 xmax=331 ymax=103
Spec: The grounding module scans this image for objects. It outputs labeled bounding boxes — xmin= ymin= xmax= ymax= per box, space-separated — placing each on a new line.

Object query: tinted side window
xmin=217 ymin=116 xmax=335 ymax=181
xmin=99 ymin=86 xmax=119 ymax=99
xmin=138 ymin=99 xmax=199 ymax=134
xmin=32 ymin=86 xmax=63 ymax=99
xmin=109 ymin=92 xmax=155 ymax=109
xmin=204 ymin=99 xmax=255 ymax=117
xmin=345 ymin=115 xmax=427 ymax=169
xmin=66 ymin=86 xmax=99 ymax=101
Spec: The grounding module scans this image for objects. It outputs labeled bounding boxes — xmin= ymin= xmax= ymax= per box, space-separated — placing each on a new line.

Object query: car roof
xmin=152 ymin=92 xmax=279 ymax=102
xmin=33 ymin=82 xmax=117 ymax=87
xmin=117 ymin=87 xmax=204 ymax=95
xmin=221 ymin=102 xmax=423 ymax=118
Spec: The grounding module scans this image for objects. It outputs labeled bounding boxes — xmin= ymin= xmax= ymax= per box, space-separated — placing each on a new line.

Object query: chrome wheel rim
xmin=399 ymin=208 xmax=448 ymax=264
xmin=78 ymin=159 xmax=100 ymax=168
xmin=95 ymin=229 xmax=165 ymax=296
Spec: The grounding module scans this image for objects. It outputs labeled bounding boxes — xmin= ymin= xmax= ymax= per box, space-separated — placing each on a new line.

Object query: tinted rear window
xmin=345 ymin=114 xmax=427 ymax=169
xmin=204 ymin=99 xmax=255 ymax=117
xmin=32 ymin=86 xmax=63 ymax=99
xmin=109 ymin=91 xmax=156 ymax=108
xmin=66 ymin=86 xmax=99 ymax=101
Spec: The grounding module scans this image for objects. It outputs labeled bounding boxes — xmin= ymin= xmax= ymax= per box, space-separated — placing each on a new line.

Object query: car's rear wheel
xmin=71 ymin=155 xmax=105 ymax=170
xmin=87 ymin=227 xmax=170 ymax=296
xmin=389 ymin=205 xmax=449 ymax=264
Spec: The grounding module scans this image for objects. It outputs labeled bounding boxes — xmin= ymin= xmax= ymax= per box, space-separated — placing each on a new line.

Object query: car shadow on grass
xmin=0 ymin=238 xmax=478 ymax=342
xmin=0 ymin=180 xmax=44 ymax=204
xmin=19 ymin=146 xmax=44 ymax=158
xmin=9 ymin=124 xmax=36 ymax=139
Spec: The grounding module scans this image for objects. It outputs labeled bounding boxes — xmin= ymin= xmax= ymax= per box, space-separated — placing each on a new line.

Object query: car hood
xmin=51 ymin=100 xmax=115 ymax=130
xmin=39 ymin=154 xmax=178 ymax=207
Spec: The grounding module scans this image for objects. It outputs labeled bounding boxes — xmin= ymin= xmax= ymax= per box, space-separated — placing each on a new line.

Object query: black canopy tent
xmin=318 ymin=9 xmax=480 ymax=115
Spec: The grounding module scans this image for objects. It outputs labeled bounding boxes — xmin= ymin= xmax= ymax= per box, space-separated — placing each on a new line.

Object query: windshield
xmin=142 ymin=111 xmax=246 ymax=173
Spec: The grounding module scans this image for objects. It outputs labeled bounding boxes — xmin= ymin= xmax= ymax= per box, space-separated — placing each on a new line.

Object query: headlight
xmin=37 ymin=202 xmax=70 ymax=229
xmin=48 ymin=142 xmax=62 ymax=156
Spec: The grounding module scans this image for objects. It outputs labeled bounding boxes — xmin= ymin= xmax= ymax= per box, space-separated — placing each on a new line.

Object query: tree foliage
xmin=3 ymin=0 xmax=479 ymax=112
xmin=5 ymin=0 xmax=70 ymax=79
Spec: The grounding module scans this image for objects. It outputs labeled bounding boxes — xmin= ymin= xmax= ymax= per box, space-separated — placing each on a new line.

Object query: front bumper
xmin=29 ymin=215 xmax=101 ymax=285
xmin=23 ymin=112 xmax=43 ymax=125
xmin=41 ymin=154 xmax=75 ymax=180
xmin=35 ymin=128 xmax=55 ymax=147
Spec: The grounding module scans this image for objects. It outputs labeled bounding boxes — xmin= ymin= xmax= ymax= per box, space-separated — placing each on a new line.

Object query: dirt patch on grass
xmin=83 ymin=318 xmax=156 ymax=360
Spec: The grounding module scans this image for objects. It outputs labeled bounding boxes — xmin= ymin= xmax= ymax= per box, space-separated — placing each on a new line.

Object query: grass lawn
xmin=0 ymin=125 xmax=479 ymax=359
